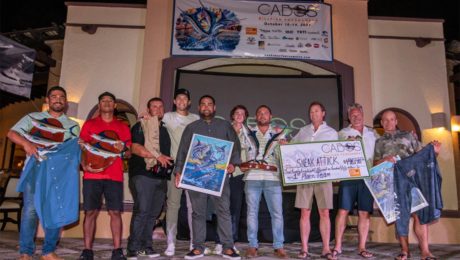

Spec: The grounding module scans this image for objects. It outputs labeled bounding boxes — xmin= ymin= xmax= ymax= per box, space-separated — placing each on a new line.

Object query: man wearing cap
xmin=162 ymin=88 xmax=200 ymax=256
xmin=8 ymin=86 xmax=80 ymax=260
xmin=78 ymin=92 xmax=132 ymax=260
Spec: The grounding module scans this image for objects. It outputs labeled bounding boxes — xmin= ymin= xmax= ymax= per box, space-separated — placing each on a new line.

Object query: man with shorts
xmin=332 ymin=103 xmax=379 ymax=258
xmin=78 ymin=92 xmax=131 ymax=260
xmin=291 ymin=101 xmax=338 ymax=260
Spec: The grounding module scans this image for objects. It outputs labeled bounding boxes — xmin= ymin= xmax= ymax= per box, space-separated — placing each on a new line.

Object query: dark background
xmin=1 ymin=0 xmax=458 ymax=42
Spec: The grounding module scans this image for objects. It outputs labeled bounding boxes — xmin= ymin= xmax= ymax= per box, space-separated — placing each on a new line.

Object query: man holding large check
xmin=289 ymin=101 xmax=338 ymax=260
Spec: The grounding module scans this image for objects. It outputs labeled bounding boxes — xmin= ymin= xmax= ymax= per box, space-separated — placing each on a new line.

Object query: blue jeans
xmin=20 ymin=181 xmax=60 ymax=255
xmin=245 ymin=180 xmax=284 ymax=249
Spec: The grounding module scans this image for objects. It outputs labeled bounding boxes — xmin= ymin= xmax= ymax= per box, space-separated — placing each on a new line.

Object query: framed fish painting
xmin=178 ymin=134 xmax=234 ymax=196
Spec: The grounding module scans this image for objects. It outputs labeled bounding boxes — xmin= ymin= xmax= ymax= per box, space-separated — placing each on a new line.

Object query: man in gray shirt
xmin=174 ymin=95 xmax=241 ymax=260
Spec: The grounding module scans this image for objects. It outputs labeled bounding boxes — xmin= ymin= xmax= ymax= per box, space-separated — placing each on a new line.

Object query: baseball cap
xmin=174 ymin=88 xmax=191 ymax=100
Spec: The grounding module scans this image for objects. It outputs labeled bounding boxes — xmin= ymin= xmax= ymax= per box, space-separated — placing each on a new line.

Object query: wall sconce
xmin=431 ymin=112 xmax=447 ymax=129
xmin=66 ymin=101 xmax=79 ymax=118
xmin=452 ymin=115 xmax=460 ymax=132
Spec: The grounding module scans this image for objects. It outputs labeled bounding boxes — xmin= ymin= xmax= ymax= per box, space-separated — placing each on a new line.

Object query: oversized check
xmin=279 ymin=140 xmax=370 ymax=186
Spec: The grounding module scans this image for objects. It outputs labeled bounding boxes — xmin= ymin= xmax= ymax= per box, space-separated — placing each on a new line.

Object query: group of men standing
xmin=8 ymin=86 xmax=441 ymax=260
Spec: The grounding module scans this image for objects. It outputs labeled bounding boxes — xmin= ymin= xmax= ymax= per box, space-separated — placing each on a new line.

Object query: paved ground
xmin=1 ymin=231 xmax=460 ymax=259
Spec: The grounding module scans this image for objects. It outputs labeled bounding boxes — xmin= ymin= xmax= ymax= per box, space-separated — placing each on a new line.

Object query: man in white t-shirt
xmin=162 ymin=89 xmax=199 ymax=256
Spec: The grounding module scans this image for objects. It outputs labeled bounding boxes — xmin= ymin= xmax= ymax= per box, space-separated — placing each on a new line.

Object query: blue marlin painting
xmin=179 ymin=134 xmax=234 ymax=196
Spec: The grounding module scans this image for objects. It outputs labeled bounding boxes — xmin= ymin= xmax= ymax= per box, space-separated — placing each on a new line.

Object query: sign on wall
xmin=171 ymin=0 xmax=333 ymax=61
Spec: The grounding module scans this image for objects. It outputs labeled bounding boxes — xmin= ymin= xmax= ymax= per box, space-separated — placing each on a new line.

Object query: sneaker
xmin=233 ymin=246 xmax=240 ymax=255
xmin=214 ymin=244 xmax=223 ymax=255
xmin=164 ymin=243 xmax=175 ymax=256
xmin=222 ymin=248 xmax=241 ymax=260
xmin=126 ymin=250 xmax=138 ymax=260
xmin=79 ymin=249 xmax=94 ymax=260
xmin=140 ymin=247 xmax=160 ymax=258
xmin=203 ymin=247 xmax=212 ymax=255
xmin=274 ymin=248 xmax=288 ymax=259
xmin=245 ymin=247 xmax=258 ymax=258
xmin=111 ymin=248 xmax=127 ymax=260
xmin=185 ymin=248 xmax=204 ymax=259
xmin=39 ymin=252 xmax=64 ymax=260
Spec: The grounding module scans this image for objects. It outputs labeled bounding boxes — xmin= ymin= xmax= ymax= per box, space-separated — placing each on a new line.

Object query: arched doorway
xmin=373 ymin=107 xmax=422 ymax=140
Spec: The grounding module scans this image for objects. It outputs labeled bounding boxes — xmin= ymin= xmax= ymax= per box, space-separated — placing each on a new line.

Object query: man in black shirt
xmin=127 ymin=97 xmax=173 ymax=259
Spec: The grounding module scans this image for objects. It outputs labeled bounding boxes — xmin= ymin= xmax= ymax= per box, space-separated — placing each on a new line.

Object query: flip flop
xmin=332 ymin=249 xmax=342 ymax=258
xmin=297 ymin=250 xmax=310 ymax=259
xmin=395 ymin=252 xmax=410 ymax=260
xmin=320 ymin=252 xmax=337 ymax=260
xmin=358 ymin=250 xmax=374 ymax=258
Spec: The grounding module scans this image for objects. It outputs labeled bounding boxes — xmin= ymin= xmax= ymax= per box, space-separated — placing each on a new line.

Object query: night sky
xmin=0 ymin=0 xmax=458 ymax=42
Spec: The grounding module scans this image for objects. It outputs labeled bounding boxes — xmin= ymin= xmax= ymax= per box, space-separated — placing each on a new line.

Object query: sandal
xmin=332 ymin=249 xmax=342 ymax=258
xmin=320 ymin=252 xmax=337 ymax=260
xmin=297 ymin=250 xmax=310 ymax=259
xmin=395 ymin=252 xmax=410 ymax=260
xmin=358 ymin=250 xmax=374 ymax=258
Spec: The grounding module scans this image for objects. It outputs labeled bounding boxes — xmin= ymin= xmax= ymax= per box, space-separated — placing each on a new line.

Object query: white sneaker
xmin=164 ymin=243 xmax=175 ymax=256
xmin=233 ymin=246 xmax=240 ymax=255
xmin=203 ymin=247 xmax=212 ymax=255
xmin=214 ymin=244 xmax=223 ymax=255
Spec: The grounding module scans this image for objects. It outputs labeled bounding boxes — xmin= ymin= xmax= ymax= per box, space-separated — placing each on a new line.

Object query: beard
xmin=49 ymin=103 xmax=65 ymax=113
xmin=199 ymin=110 xmax=215 ymax=120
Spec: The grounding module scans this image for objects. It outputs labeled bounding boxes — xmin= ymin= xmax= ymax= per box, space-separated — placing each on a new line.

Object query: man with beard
xmin=162 ymin=89 xmax=199 ymax=256
xmin=242 ymin=105 xmax=288 ymax=259
xmin=126 ymin=97 xmax=173 ymax=259
xmin=332 ymin=103 xmax=379 ymax=259
xmin=174 ymin=95 xmax=241 ymax=260
xmin=78 ymin=92 xmax=131 ymax=260
xmin=8 ymin=86 xmax=80 ymax=260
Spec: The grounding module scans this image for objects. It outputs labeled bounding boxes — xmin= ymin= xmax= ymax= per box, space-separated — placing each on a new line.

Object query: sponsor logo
xmin=285 ymin=44 xmax=295 ymax=47
xmin=278 ymin=49 xmax=288 ymax=52
xmin=324 ymin=38 xmax=329 ymax=43
xmin=258 ymin=41 xmax=265 ymax=49
xmin=272 ymin=29 xmax=283 ymax=33
xmin=308 ymin=31 xmax=320 ymax=35
xmin=260 ymin=29 xmax=271 ymax=33
xmin=282 ymin=36 xmax=294 ymax=40
xmin=297 ymin=42 xmax=304 ymax=48
xmin=260 ymin=34 xmax=266 ymax=39
xmin=267 ymin=43 xmax=281 ymax=46
xmin=268 ymin=36 xmax=280 ymax=40
xmin=246 ymin=27 xmax=258 ymax=35
xmin=314 ymin=43 xmax=320 ymax=48
xmin=321 ymin=30 xmax=329 ymax=37
xmin=247 ymin=37 xmax=257 ymax=45
xmin=322 ymin=44 xmax=328 ymax=48
xmin=289 ymin=49 xmax=298 ymax=53
xmin=296 ymin=36 xmax=309 ymax=41
xmin=285 ymin=30 xmax=294 ymax=34
xmin=305 ymin=43 xmax=312 ymax=48
xmin=310 ymin=37 xmax=321 ymax=41
xmin=299 ymin=50 xmax=308 ymax=53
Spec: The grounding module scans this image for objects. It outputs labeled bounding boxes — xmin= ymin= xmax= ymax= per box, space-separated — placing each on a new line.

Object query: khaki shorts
xmin=295 ymin=182 xmax=333 ymax=209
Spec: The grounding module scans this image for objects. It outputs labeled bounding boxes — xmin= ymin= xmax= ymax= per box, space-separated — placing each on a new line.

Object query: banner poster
xmin=0 ymin=35 xmax=36 ymax=98
xmin=178 ymin=134 xmax=234 ymax=197
xmin=279 ymin=140 xmax=369 ymax=186
xmin=172 ymin=0 xmax=333 ymax=61
xmin=365 ymin=161 xmax=428 ymax=224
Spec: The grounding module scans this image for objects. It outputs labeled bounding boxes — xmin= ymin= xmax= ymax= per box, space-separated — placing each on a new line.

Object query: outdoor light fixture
xmin=431 ymin=112 xmax=447 ymax=129
xmin=452 ymin=115 xmax=460 ymax=132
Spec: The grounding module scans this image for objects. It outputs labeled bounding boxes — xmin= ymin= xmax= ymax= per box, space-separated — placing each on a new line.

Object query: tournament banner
xmin=0 ymin=35 xmax=36 ymax=98
xmin=279 ymin=140 xmax=369 ymax=186
xmin=178 ymin=134 xmax=234 ymax=197
xmin=172 ymin=0 xmax=333 ymax=61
